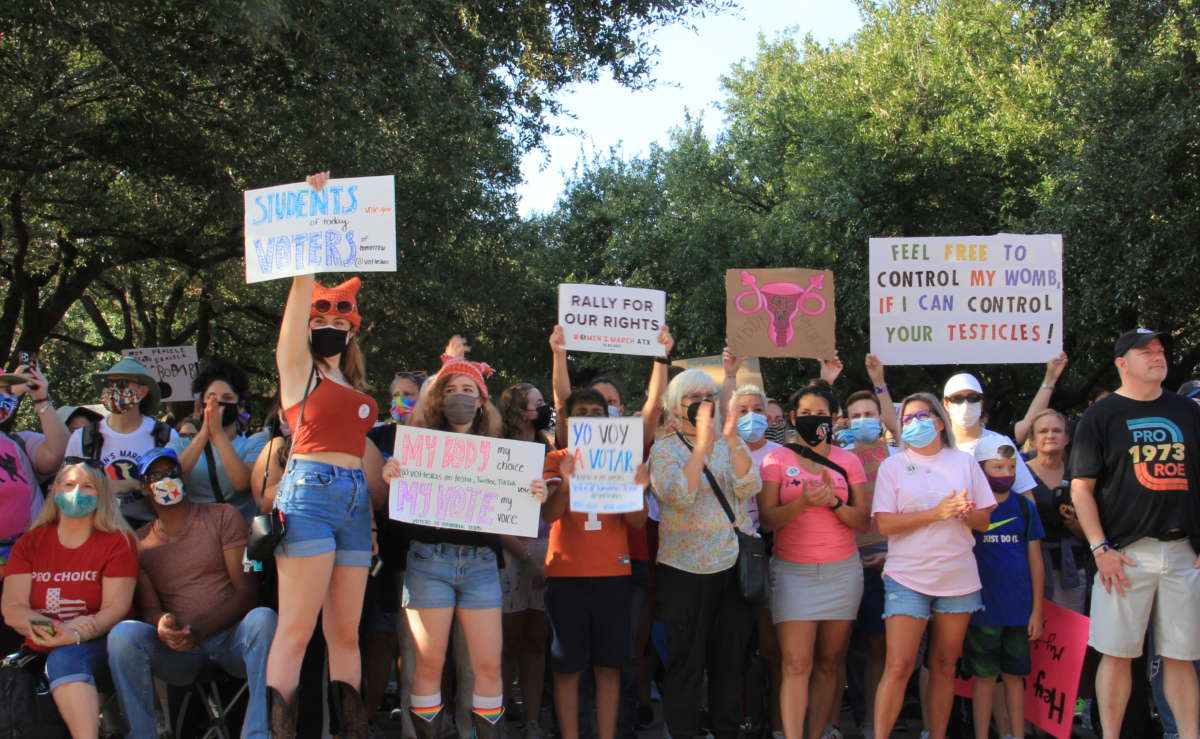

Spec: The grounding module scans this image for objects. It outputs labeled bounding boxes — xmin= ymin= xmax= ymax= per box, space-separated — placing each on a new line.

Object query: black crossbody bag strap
xmin=203 ymin=443 xmax=226 ymax=504
xmin=783 ymin=443 xmax=851 ymax=486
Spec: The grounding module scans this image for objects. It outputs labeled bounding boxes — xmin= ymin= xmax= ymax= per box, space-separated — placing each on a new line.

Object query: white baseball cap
xmin=943 ymin=373 xmax=983 ymax=398
xmin=974 ymin=434 xmax=1018 ymax=463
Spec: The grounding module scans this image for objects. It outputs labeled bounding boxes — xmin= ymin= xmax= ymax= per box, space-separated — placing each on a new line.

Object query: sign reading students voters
xmin=725 ymin=268 xmax=836 ymax=359
xmin=558 ymin=284 xmax=667 ymax=357
xmin=388 ymin=426 xmax=545 ymax=537
xmin=953 ymin=602 xmax=1089 ymax=739
xmin=567 ymin=417 xmax=644 ymax=514
xmin=244 ymin=175 xmax=397 ymax=283
xmin=120 ymin=346 xmax=198 ymax=403
xmin=869 ymin=233 xmax=1063 ymax=365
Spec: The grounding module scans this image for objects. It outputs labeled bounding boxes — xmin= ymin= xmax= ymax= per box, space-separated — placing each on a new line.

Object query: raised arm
xmin=865 ymin=354 xmax=899 ymax=438
xmin=719 ymin=345 xmax=745 ymax=413
xmin=20 ymin=364 xmax=68 ymax=476
xmin=550 ymin=325 xmax=572 ymax=450
xmin=1014 ymin=352 xmax=1067 ymax=446
xmin=641 ymin=326 xmax=675 ymax=448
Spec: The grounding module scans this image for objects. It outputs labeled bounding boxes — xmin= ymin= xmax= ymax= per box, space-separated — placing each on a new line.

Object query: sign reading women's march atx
xmin=568 ymin=417 xmax=644 ymax=514
xmin=244 ymin=175 xmax=397 ymax=283
xmin=389 ymin=426 xmax=545 ymax=537
xmin=558 ymin=284 xmax=667 ymax=357
xmin=725 ymin=269 xmax=836 ymax=359
xmin=869 ymin=234 xmax=1063 ymax=365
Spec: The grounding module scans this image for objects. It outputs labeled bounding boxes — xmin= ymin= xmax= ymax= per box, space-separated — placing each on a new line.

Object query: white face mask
xmin=151 ymin=477 xmax=185 ymax=506
xmin=947 ymin=401 xmax=983 ymax=427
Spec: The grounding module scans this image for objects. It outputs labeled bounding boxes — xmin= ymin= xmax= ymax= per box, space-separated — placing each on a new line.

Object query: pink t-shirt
xmin=760 ymin=445 xmax=867 ymax=563
xmin=871 ymin=447 xmax=997 ymax=597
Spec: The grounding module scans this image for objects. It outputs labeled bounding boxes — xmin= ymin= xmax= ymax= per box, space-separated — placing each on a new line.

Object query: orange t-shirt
xmin=543 ymin=449 xmax=631 ymax=578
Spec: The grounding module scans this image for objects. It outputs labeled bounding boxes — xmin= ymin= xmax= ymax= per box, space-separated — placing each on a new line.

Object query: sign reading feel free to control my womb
xmin=869 ymin=233 xmax=1063 ymax=365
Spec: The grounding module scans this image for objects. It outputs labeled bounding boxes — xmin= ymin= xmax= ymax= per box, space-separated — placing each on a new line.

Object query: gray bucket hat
xmin=94 ymin=358 xmax=161 ymax=413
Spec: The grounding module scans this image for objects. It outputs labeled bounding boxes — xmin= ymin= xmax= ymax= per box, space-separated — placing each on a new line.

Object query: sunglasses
xmin=945 ymin=393 xmax=984 ymax=404
xmin=312 ymin=299 xmax=355 ymax=315
xmin=683 ymin=393 xmax=716 ymax=404
xmin=142 ymin=466 xmax=183 ymax=483
xmin=101 ymin=379 xmax=135 ymax=390
xmin=394 ymin=371 xmax=428 ymax=380
xmin=64 ymin=456 xmax=103 ymax=469
xmin=901 ymin=410 xmax=933 ymax=424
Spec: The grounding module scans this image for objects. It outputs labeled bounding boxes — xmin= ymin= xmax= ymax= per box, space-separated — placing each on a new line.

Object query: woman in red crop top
xmin=382 ymin=347 xmax=548 ymax=739
xmin=265 ymin=171 xmax=388 ymax=739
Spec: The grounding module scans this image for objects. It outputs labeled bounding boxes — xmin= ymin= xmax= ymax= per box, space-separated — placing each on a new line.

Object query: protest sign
xmin=244 ymin=175 xmax=396 ymax=283
xmin=726 ymin=269 xmax=836 ymax=359
xmin=388 ymin=426 xmax=544 ymax=537
xmin=953 ymin=602 xmax=1088 ymax=739
xmin=671 ymin=355 xmax=766 ymax=397
xmin=567 ymin=417 xmax=644 ymax=514
xmin=558 ymin=284 xmax=667 ymax=357
xmin=121 ymin=346 xmax=198 ymax=404
xmin=869 ymin=234 xmax=1063 ymax=365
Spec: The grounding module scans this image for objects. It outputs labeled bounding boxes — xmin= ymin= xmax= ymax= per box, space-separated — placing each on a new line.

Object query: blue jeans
xmin=107 ymin=607 xmax=277 ymax=739
xmin=45 ymin=639 xmax=110 ymax=690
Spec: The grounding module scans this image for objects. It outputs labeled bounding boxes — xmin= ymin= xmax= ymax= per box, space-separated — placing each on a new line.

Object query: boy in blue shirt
xmin=965 ymin=435 xmax=1045 ymax=739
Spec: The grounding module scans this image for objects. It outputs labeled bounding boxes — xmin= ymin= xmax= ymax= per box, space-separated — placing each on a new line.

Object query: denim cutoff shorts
xmin=45 ymin=640 xmax=110 ymax=690
xmin=882 ymin=575 xmax=983 ymax=620
xmin=403 ymin=541 xmax=502 ymax=610
xmin=275 ymin=459 xmax=371 ymax=567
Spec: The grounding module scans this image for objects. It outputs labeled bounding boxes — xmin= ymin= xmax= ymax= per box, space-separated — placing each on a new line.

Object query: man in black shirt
xmin=1072 ymin=329 xmax=1200 ymax=739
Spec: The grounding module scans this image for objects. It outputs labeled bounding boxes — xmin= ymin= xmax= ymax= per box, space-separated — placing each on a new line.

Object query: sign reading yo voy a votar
xmin=558 ymin=284 xmax=667 ymax=357
xmin=869 ymin=233 xmax=1063 ymax=365
xmin=389 ymin=425 xmax=545 ymax=538
xmin=244 ymin=175 xmax=396 ymax=283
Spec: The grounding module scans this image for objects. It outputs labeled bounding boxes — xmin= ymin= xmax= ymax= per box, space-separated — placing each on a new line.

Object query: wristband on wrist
xmin=830 ymin=497 xmax=844 ymax=511
xmin=654 ymin=356 xmax=671 ymax=365
xmin=1041 ymin=383 xmax=1055 ymax=391
xmin=873 ymin=384 xmax=888 ymax=395
xmin=1090 ymin=540 xmax=1111 ymax=553
xmin=69 ymin=628 xmax=81 ymax=645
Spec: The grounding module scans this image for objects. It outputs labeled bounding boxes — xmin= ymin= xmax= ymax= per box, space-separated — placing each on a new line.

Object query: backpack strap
xmin=1017 ymin=491 xmax=1036 ymax=543
xmin=151 ymin=420 xmax=171 ymax=448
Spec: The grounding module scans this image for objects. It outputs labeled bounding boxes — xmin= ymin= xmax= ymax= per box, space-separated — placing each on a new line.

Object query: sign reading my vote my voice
xmin=389 ymin=425 xmax=545 ymax=537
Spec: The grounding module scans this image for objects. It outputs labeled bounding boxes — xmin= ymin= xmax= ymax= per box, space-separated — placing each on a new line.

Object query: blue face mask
xmin=606 ymin=405 xmax=621 ymax=418
xmin=0 ymin=393 xmax=18 ymax=424
xmin=835 ymin=428 xmax=856 ymax=447
xmin=736 ymin=412 xmax=768 ymax=443
xmin=850 ymin=417 xmax=883 ymax=444
xmin=900 ymin=417 xmax=938 ymax=448
xmin=55 ymin=489 xmax=99 ymax=519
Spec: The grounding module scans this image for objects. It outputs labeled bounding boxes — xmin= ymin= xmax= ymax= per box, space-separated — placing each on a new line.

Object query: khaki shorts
xmin=1089 ymin=537 xmax=1200 ymax=660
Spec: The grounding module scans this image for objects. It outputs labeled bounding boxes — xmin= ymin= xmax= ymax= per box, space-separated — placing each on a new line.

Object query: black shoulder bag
xmin=676 ymin=433 xmax=768 ymax=606
xmin=247 ymin=365 xmax=315 ymax=562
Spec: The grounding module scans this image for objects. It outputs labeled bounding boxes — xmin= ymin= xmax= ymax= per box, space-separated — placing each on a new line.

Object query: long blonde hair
xmin=30 ymin=462 xmax=133 ymax=535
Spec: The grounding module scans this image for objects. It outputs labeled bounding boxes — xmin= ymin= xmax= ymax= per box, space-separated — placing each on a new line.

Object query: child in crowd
xmin=965 ymin=436 xmax=1045 ymax=739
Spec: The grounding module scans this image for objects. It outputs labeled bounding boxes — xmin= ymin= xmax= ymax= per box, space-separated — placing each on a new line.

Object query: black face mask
xmin=532 ymin=404 xmax=553 ymax=432
xmin=220 ymin=402 xmax=240 ymax=427
xmin=310 ymin=326 xmax=349 ymax=358
xmin=793 ymin=414 xmax=832 ymax=446
xmin=686 ymin=401 xmax=714 ymax=429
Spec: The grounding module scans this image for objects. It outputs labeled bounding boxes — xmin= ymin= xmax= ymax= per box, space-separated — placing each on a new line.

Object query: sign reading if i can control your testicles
xmin=868 ymin=233 xmax=1063 ymax=365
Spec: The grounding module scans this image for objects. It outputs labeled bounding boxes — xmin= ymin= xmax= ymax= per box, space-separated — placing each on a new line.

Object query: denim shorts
xmin=882 ymin=575 xmax=983 ymax=620
xmin=275 ymin=459 xmax=371 ymax=567
xmin=402 ymin=541 xmax=502 ymax=610
xmin=45 ymin=640 xmax=110 ymax=690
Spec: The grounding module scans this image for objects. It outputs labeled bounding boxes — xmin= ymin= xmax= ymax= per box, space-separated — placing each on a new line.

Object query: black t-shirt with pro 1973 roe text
xmin=1071 ymin=391 xmax=1200 ymax=549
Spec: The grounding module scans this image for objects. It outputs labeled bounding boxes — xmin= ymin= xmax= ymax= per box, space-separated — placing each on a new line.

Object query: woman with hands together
xmin=870 ymin=393 xmax=996 ymax=739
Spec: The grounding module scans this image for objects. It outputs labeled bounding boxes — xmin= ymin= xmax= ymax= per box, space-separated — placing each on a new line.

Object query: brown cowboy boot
xmin=268 ymin=687 xmax=298 ymax=739
xmin=328 ymin=680 xmax=370 ymax=739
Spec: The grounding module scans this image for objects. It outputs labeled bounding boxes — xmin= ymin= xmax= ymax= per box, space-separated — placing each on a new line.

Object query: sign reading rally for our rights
xmin=568 ymin=417 xmax=644 ymax=514
xmin=389 ymin=426 xmax=545 ymax=537
xmin=121 ymin=346 xmax=198 ymax=404
xmin=558 ymin=284 xmax=667 ymax=357
xmin=726 ymin=268 xmax=836 ymax=359
xmin=244 ymin=175 xmax=397 ymax=283
xmin=869 ymin=234 xmax=1063 ymax=364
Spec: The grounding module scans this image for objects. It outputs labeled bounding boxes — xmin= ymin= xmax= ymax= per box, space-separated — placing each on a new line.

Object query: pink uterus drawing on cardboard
xmin=726 ymin=268 xmax=836 ymax=359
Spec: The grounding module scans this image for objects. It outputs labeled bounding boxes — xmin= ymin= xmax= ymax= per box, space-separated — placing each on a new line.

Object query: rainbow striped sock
xmin=411 ymin=704 xmax=442 ymax=723
xmin=471 ymin=706 xmax=505 ymax=725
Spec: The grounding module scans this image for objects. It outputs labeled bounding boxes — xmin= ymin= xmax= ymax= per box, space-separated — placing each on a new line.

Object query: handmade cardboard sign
xmin=568 ymin=417 xmax=644 ymax=513
xmin=868 ymin=234 xmax=1063 ymax=364
xmin=726 ymin=269 xmax=836 ymax=359
xmin=389 ymin=426 xmax=545 ymax=537
xmin=558 ymin=284 xmax=667 ymax=356
xmin=121 ymin=346 xmax=199 ymax=404
xmin=671 ymin=355 xmax=766 ymax=396
xmin=244 ymin=175 xmax=396 ymax=283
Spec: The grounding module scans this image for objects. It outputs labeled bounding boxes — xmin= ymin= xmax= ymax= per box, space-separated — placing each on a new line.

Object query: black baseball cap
xmin=1178 ymin=380 xmax=1200 ymax=399
xmin=1113 ymin=329 xmax=1170 ymax=358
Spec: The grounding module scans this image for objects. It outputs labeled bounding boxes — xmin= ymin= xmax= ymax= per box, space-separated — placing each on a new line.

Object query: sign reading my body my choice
xmin=244 ymin=175 xmax=397 ymax=283
xmin=388 ymin=425 xmax=545 ymax=537
xmin=869 ymin=233 xmax=1063 ymax=365
xmin=558 ymin=284 xmax=667 ymax=357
